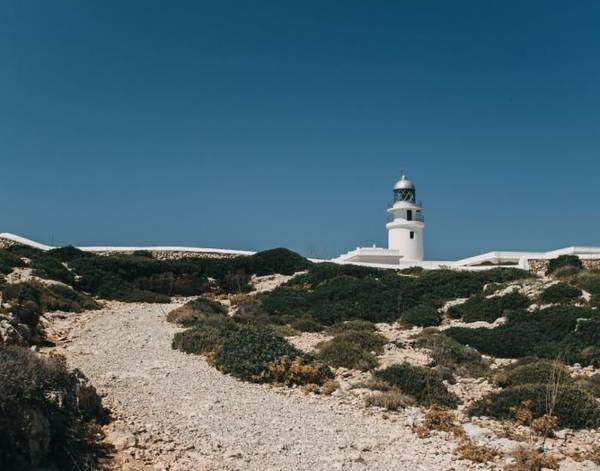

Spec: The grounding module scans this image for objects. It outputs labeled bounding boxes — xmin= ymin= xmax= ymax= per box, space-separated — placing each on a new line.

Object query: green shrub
xmin=496 ymin=360 xmax=572 ymax=388
xmin=445 ymin=323 xmax=536 ymax=359
xmin=30 ymin=254 xmax=75 ymax=285
xmin=450 ymin=291 xmax=530 ymax=323
xmin=213 ymin=326 xmax=310 ymax=382
xmin=575 ymin=271 xmax=600 ymax=295
xmin=0 ymin=249 xmax=25 ymax=274
xmin=446 ymin=306 xmax=600 ymax=365
xmin=5 ymin=244 xmax=43 ymax=259
xmin=259 ymin=286 xmax=311 ymax=316
xmin=401 ymin=305 xmax=441 ymax=327
xmin=234 ymin=248 xmax=311 ymax=276
xmin=546 ymin=255 xmax=583 ymax=275
xmin=468 ymin=384 xmax=600 ymax=429
xmin=325 ymin=320 xmax=377 ymax=334
xmin=290 ymin=318 xmax=323 ymax=332
xmin=1 ymin=282 xmax=98 ymax=313
xmin=414 ymin=332 xmax=489 ymax=377
xmin=167 ymin=297 xmax=227 ymax=325
xmin=540 ymin=283 xmax=582 ymax=304
xmin=330 ymin=330 xmax=388 ymax=353
xmin=45 ymin=246 xmax=95 ymax=262
xmin=374 ymin=364 xmax=460 ymax=408
xmin=0 ymin=346 xmax=107 ymax=469
xmin=132 ymin=250 xmax=154 ymax=258
xmin=317 ymin=340 xmax=378 ymax=371
xmin=172 ymin=326 xmax=222 ymax=354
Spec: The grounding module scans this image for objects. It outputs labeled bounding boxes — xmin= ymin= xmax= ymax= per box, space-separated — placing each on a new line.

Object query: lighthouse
xmin=386 ymin=174 xmax=424 ymax=260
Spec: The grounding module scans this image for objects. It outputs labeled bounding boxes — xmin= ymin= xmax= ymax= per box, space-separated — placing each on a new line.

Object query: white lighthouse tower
xmin=386 ymin=174 xmax=424 ymax=260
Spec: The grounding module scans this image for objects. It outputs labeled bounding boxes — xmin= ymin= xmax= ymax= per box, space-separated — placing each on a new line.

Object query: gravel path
xmin=62 ymin=302 xmax=483 ymax=471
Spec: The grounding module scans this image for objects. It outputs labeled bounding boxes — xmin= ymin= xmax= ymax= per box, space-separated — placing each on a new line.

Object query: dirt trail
xmin=59 ymin=302 xmax=482 ymax=471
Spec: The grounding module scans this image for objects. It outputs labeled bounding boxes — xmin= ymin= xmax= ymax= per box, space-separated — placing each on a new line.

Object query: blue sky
xmin=1 ymin=1 xmax=599 ymax=259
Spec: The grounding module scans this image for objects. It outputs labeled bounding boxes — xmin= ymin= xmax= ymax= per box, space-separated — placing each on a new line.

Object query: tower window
xmin=410 ymin=231 xmax=414 ymax=239
xmin=407 ymin=210 xmax=413 ymax=221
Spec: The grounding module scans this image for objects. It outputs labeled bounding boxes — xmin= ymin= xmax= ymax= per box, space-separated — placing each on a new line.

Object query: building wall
xmin=527 ymin=258 xmax=600 ymax=274
xmin=387 ymin=227 xmax=424 ymax=260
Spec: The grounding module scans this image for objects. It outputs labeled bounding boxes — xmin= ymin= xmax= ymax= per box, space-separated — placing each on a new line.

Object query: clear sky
xmin=1 ymin=1 xmax=599 ymax=259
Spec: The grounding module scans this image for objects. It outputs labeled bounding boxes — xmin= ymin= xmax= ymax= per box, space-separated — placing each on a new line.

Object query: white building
xmin=333 ymin=174 xmax=600 ymax=271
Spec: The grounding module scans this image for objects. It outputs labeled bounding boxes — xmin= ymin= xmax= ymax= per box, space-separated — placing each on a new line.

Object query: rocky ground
xmin=39 ymin=273 xmax=599 ymax=471
xmin=47 ymin=301 xmax=500 ymax=471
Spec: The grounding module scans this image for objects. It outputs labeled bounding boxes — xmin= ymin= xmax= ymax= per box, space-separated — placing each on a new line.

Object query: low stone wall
xmin=527 ymin=258 xmax=600 ymax=274
xmin=0 ymin=237 xmax=248 ymax=260
xmin=89 ymin=250 xmax=245 ymax=260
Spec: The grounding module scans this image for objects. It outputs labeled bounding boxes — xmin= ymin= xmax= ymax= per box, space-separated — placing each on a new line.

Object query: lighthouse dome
xmin=394 ymin=175 xmax=415 ymax=190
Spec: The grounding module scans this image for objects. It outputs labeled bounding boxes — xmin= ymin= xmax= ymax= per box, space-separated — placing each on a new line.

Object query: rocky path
xmin=59 ymin=302 xmax=485 ymax=471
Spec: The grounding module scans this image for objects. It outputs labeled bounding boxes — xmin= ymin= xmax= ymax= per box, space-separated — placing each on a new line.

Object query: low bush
xmin=401 ymin=304 xmax=441 ymax=327
xmin=495 ymin=360 xmax=572 ymax=388
xmin=325 ymin=320 xmax=377 ymax=335
xmin=5 ymin=244 xmax=43 ymax=259
xmin=0 ymin=346 xmax=107 ymax=469
xmin=365 ymin=390 xmax=414 ymax=411
xmin=546 ymin=255 xmax=583 ymax=275
xmin=166 ymin=297 xmax=227 ymax=326
xmin=45 ymin=246 xmax=94 ymax=262
xmin=374 ymin=363 xmax=460 ymax=408
xmin=30 ymin=254 xmax=75 ymax=286
xmin=0 ymin=249 xmax=25 ymax=274
xmin=290 ymin=318 xmax=323 ymax=332
xmin=172 ymin=326 xmax=222 ymax=354
xmin=414 ymin=332 xmax=489 ymax=377
xmin=317 ymin=340 xmax=378 ymax=371
xmin=575 ymin=271 xmax=600 ymax=295
xmin=540 ymin=283 xmax=582 ymax=304
xmin=446 ymin=306 xmax=600 ymax=365
xmin=213 ymin=326 xmax=312 ymax=382
xmin=1 ymin=282 xmax=99 ymax=313
xmin=257 ymin=356 xmax=332 ymax=386
xmin=468 ymin=384 xmax=600 ymax=429
xmin=235 ymin=248 xmax=311 ymax=276
xmin=328 ymin=330 xmax=388 ymax=353
xmin=449 ymin=291 xmax=530 ymax=323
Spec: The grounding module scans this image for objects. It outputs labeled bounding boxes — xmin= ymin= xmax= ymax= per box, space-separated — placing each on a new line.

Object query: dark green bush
xmin=546 ymin=255 xmax=583 ymax=275
xmin=326 ymin=320 xmax=377 ymax=335
xmin=449 ymin=291 xmax=530 ymax=323
xmin=540 ymin=283 xmax=582 ymax=304
xmin=575 ymin=271 xmax=600 ymax=295
xmin=1 ymin=282 xmax=98 ymax=313
xmin=172 ymin=326 xmax=222 ymax=354
xmin=446 ymin=306 xmax=600 ymax=365
xmin=317 ymin=340 xmax=378 ymax=371
xmin=414 ymin=332 xmax=489 ymax=377
xmin=235 ymin=248 xmax=311 ymax=276
xmin=213 ymin=326 xmax=310 ymax=382
xmin=0 ymin=346 xmax=107 ymax=469
xmin=468 ymin=384 xmax=600 ymax=429
xmin=496 ymin=360 xmax=573 ymax=388
xmin=45 ymin=246 xmax=95 ymax=262
xmin=290 ymin=318 xmax=323 ymax=332
xmin=374 ymin=363 xmax=460 ymax=408
xmin=30 ymin=254 xmax=75 ymax=285
xmin=0 ymin=249 xmax=25 ymax=274
xmin=259 ymin=286 xmax=311 ymax=316
xmin=132 ymin=250 xmax=154 ymax=258
xmin=5 ymin=244 xmax=43 ymax=259
xmin=330 ymin=330 xmax=388 ymax=353
xmin=401 ymin=305 xmax=441 ymax=327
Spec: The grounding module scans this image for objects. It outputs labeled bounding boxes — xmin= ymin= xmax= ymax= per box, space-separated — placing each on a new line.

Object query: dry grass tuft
xmin=365 ymin=390 xmax=414 ymax=411
xmin=455 ymin=440 xmax=496 ymax=463
xmin=413 ymin=406 xmax=465 ymax=438
xmin=530 ymin=414 xmax=559 ymax=437
xmin=320 ymin=379 xmax=339 ymax=395
xmin=505 ymin=447 xmax=559 ymax=470
xmin=260 ymin=356 xmax=331 ymax=386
